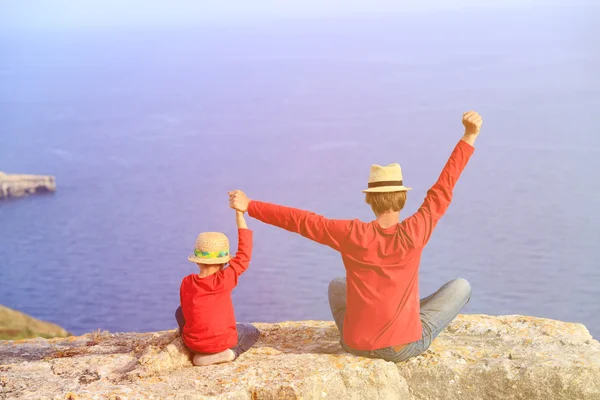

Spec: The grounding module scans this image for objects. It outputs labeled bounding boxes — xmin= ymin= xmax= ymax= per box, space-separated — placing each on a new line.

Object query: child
xmin=175 ymin=208 xmax=259 ymax=366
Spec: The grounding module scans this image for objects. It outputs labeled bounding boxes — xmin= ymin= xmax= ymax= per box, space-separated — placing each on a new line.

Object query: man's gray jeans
xmin=328 ymin=277 xmax=471 ymax=363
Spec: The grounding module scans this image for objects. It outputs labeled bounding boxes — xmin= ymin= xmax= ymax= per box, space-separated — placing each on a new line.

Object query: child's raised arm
xmin=236 ymin=210 xmax=248 ymax=229
xmin=221 ymin=208 xmax=252 ymax=286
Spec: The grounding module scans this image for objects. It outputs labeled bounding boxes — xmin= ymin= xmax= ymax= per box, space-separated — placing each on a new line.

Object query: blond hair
xmin=365 ymin=191 xmax=407 ymax=216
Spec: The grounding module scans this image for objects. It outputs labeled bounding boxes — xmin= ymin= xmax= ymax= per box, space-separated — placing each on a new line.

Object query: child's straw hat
xmin=188 ymin=232 xmax=231 ymax=265
xmin=362 ymin=163 xmax=412 ymax=193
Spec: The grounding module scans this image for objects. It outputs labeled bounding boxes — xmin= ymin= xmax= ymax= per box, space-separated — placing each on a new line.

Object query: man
xmin=229 ymin=111 xmax=483 ymax=362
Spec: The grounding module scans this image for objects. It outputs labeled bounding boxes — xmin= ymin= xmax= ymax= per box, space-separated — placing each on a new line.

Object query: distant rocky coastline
xmin=0 ymin=305 xmax=69 ymax=340
xmin=0 ymin=172 xmax=56 ymax=199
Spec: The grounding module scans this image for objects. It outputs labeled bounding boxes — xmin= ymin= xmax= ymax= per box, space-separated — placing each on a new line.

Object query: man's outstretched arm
xmin=403 ymin=111 xmax=483 ymax=248
xmin=228 ymin=190 xmax=354 ymax=251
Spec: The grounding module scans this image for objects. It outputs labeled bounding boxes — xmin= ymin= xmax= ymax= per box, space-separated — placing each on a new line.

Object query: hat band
xmin=368 ymin=180 xmax=403 ymax=188
xmin=194 ymin=249 xmax=230 ymax=259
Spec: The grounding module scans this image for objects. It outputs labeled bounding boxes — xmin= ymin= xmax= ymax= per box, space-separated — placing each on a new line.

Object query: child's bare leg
xmin=193 ymin=349 xmax=235 ymax=366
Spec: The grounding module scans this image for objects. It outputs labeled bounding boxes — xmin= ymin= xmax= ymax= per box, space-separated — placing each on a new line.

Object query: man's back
xmin=339 ymin=220 xmax=424 ymax=349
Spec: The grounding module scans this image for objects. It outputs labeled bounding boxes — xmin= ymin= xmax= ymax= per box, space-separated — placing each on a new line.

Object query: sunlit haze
xmin=2 ymin=0 xmax=594 ymax=29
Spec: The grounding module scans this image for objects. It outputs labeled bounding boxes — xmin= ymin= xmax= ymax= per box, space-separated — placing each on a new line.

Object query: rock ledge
xmin=1 ymin=315 xmax=599 ymax=399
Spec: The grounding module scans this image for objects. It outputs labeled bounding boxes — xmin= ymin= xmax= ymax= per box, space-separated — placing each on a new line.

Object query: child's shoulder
xmin=180 ymin=274 xmax=196 ymax=285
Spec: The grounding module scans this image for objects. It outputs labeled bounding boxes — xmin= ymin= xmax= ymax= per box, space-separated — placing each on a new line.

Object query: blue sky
xmin=0 ymin=0 xmax=587 ymax=29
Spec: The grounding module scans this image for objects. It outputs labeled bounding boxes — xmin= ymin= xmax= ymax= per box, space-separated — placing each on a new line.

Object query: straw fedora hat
xmin=362 ymin=163 xmax=412 ymax=193
xmin=188 ymin=232 xmax=231 ymax=265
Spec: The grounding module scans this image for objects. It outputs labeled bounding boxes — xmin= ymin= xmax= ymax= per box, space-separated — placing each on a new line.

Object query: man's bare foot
xmin=193 ymin=349 xmax=235 ymax=366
